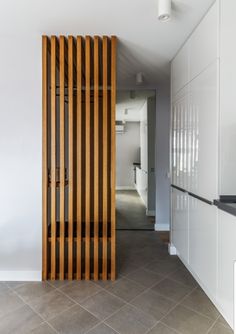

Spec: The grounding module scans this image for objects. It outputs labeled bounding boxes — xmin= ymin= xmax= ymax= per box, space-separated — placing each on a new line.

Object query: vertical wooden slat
xmin=94 ymin=36 xmax=99 ymax=280
xmin=111 ymin=36 xmax=117 ymax=280
xmin=59 ymin=36 xmax=65 ymax=280
xmin=76 ymin=36 xmax=82 ymax=280
xmin=50 ymin=36 xmax=57 ymax=280
xmin=102 ymin=36 xmax=108 ymax=280
xmin=42 ymin=36 xmax=48 ymax=280
xmin=85 ymin=36 xmax=91 ymax=280
xmin=68 ymin=36 xmax=74 ymax=280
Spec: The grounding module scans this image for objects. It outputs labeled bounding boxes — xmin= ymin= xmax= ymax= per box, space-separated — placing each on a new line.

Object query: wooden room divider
xmin=42 ymin=35 xmax=116 ymax=280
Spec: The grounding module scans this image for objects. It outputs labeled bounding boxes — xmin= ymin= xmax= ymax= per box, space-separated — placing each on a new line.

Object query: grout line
xmin=7 ymin=287 xmax=60 ymax=333
xmin=206 ymin=314 xmax=221 ymax=334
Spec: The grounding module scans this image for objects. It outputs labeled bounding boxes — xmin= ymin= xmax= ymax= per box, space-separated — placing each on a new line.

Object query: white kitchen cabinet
xmin=189 ymin=2 xmax=218 ymax=82
xmin=189 ymin=197 xmax=217 ymax=299
xmin=171 ymin=87 xmax=189 ymax=190
xmin=189 ymin=60 xmax=219 ymax=200
xmin=171 ymin=188 xmax=189 ymax=264
xmin=217 ymin=210 xmax=236 ymax=328
xmin=171 ymin=42 xmax=189 ymax=97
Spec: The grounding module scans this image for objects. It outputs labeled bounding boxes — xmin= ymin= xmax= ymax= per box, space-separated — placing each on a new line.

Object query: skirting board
xmin=168 ymin=243 xmax=177 ymax=255
xmin=116 ymin=186 xmax=135 ymax=190
xmin=0 ymin=271 xmax=42 ymax=281
xmin=154 ymin=223 xmax=170 ymax=231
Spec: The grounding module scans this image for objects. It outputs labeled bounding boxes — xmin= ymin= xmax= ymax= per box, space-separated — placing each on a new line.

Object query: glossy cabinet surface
xmin=188 ymin=61 xmax=218 ymax=200
xmin=171 ymin=43 xmax=189 ymax=97
xmin=189 ymin=2 xmax=218 ymax=81
xmin=217 ymin=210 xmax=236 ymax=327
xmin=171 ymin=188 xmax=189 ymax=264
xmin=188 ymin=197 xmax=217 ymax=298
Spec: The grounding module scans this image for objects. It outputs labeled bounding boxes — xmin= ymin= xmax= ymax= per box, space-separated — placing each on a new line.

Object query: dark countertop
xmin=214 ymin=196 xmax=236 ymax=217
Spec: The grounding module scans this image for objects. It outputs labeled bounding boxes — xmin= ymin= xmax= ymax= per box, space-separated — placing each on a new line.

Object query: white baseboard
xmin=168 ymin=243 xmax=177 ymax=255
xmin=154 ymin=223 xmax=170 ymax=231
xmin=0 ymin=271 xmax=42 ymax=281
xmin=146 ymin=210 xmax=155 ymax=216
xmin=116 ymin=186 xmax=135 ymax=190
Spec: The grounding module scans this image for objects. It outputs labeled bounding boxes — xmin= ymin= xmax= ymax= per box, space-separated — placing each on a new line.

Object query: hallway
xmin=0 ymin=231 xmax=232 ymax=334
xmin=116 ymin=190 xmax=155 ymax=230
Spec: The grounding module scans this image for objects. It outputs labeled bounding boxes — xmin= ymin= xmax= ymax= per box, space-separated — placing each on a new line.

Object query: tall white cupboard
xmin=171 ymin=0 xmax=236 ymax=329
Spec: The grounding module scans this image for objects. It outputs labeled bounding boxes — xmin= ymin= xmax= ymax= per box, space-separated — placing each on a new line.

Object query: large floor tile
xmin=49 ymin=304 xmax=100 ymax=334
xmin=162 ymin=304 xmax=214 ymax=334
xmin=0 ymin=289 xmax=24 ymax=318
xmin=131 ymin=289 xmax=176 ymax=321
xmin=147 ymin=322 xmax=178 ymax=334
xmin=29 ymin=289 xmax=75 ymax=321
xmin=126 ymin=268 xmax=163 ymax=288
xmin=168 ymin=268 xmax=198 ymax=288
xmin=14 ymin=282 xmax=54 ymax=302
xmin=145 ymin=260 xmax=180 ymax=276
xmin=208 ymin=322 xmax=233 ymax=334
xmin=181 ymin=288 xmax=220 ymax=320
xmin=105 ymin=304 xmax=156 ymax=334
xmin=31 ymin=322 xmax=57 ymax=333
xmin=87 ymin=323 xmax=118 ymax=334
xmin=216 ymin=315 xmax=232 ymax=330
xmin=151 ymin=278 xmax=193 ymax=302
xmin=0 ymin=283 xmax=11 ymax=294
xmin=106 ymin=277 xmax=145 ymax=302
xmin=0 ymin=304 xmax=43 ymax=334
xmin=60 ymin=281 xmax=101 ymax=303
xmin=80 ymin=290 xmax=125 ymax=320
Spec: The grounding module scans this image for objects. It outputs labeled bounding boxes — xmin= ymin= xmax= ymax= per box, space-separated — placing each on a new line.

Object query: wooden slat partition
xmin=68 ymin=36 xmax=74 ymax=280
xmin=102 ymin=36 xmax=108 ymax=280
xmin=50 ymin=36 xmax=57 ymax=280
xmin=42 ymin=36 xmax=48 ymax=281
xmin=59 ymin=36 xmax=65 ymax=280
xmin=93 ymin=36 xmax=99 ymax=281
xmin=42 ymin=35 xmax=117 ymax=281
xmin=76 ymin=36 xmax=82 ymax=280
xmin=85 ymin=36 xmax=91 ymax=280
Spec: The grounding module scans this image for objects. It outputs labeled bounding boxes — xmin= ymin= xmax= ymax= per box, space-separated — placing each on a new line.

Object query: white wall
xmin=116 ymin=122 xmax=140 ymax=189
xmin=0 ymin=35 xmax=42 ymax=280
xmin=155 ymin=84 xmax=171 ymax=230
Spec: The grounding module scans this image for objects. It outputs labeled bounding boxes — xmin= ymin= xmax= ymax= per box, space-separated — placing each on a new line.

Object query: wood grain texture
xmin=68 ymin=36 xmax=74 ymax=280
xmin=76 ymin=36 xmax=82 ymax=280
xmin=94 ymin=36 xmax=99 ymax=280
xmin=85 ymin=36 xmax=91 ymax=280
xmin=102 ymin=36 xmax=108 ymax=280
xmin=111 ymin=36 xmax=117 ymax=280
xmin=42 ymin=36 xmax=48 ymax=280
xmin=59 ymin=36 xmax=65 ymax=280
xmin=50 ymin=36 xmax=57 ymax=280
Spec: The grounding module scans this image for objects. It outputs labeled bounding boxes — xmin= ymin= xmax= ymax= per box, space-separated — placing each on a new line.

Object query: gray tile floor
xmin=116 ymin=190 xmax=155 ymax=230
xmin=0 ymin=231 xmax=233 ymax=333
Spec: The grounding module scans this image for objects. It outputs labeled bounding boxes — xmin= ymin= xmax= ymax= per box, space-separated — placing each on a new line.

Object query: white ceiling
xmin=0 ymin=0 xmax=215 ymax=86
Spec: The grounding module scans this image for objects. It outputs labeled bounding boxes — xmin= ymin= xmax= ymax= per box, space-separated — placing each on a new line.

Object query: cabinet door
xmin=189 ymin=197 xmax=217 ymax=298
xmin=189 ymin=60 xmax=218 ymax=200
xmin=171 ymin=87 xmax=189 ymax=189
xmin=171 ymin=42 xmax=189 ymax=97
xmin=189 ymin=2 xmax=218 ymax=81
xmin=171 ymin=188 xmax=189 ymax=264
xmin=217 ymin=210 xmax=236 ymax=328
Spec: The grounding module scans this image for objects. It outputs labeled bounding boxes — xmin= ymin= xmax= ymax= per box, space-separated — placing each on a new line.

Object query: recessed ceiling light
xmin=158 ymin=0 xmax=171 ymax=22
xmin=136 ymin=72 xmax=143 ymax=85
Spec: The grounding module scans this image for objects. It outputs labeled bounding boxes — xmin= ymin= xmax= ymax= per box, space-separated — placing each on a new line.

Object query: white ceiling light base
xmin=158 ymin=0 xmax=171 ymax=22
xmin=136 ymin=72 xmax=144 ymax=85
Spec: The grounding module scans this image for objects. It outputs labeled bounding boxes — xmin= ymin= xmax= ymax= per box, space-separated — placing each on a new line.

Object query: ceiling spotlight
xmin=158 ymin=0 xmax=171 ymax=22
xmin=136 ymin=72 xmax=143 ymax=85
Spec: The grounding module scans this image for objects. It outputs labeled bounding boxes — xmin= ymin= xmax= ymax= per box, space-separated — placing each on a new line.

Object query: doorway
xmin=116 ymin=90 xmax=156 ymax=231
